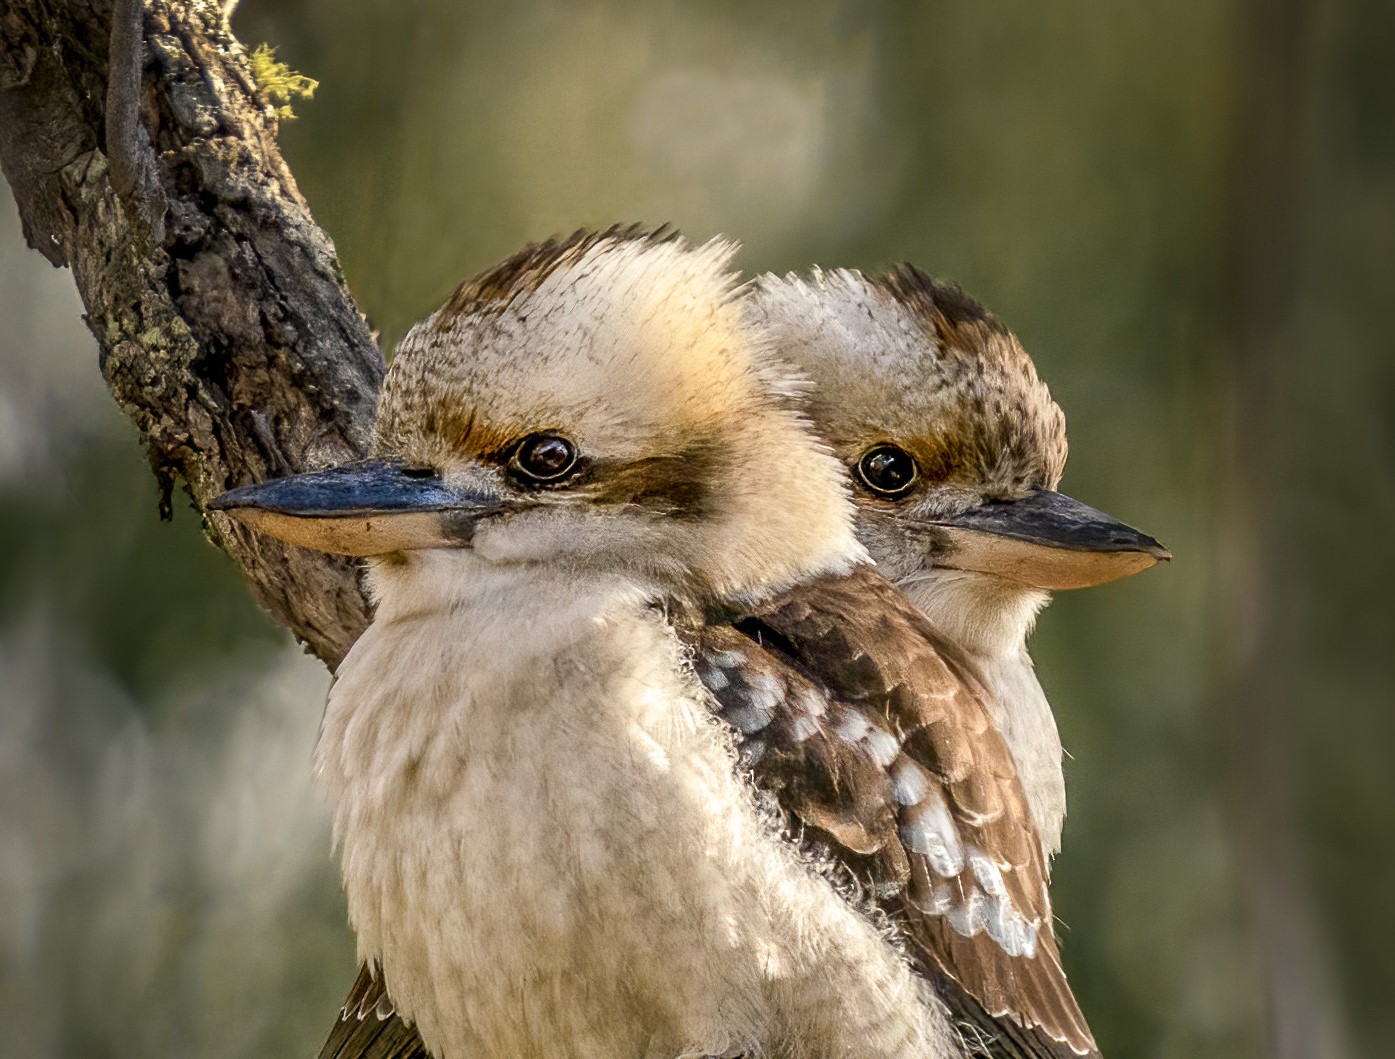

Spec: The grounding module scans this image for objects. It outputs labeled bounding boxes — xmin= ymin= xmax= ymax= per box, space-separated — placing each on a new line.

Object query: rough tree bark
xmin=1 ymin=4 xmax=424 ymax=1053
xmin=0 ymin=0 xmax=379 ymax=668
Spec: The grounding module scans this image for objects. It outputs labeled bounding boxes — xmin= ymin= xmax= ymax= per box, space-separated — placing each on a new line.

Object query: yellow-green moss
xmin=248 ymin=44 xmax=318 ymax=121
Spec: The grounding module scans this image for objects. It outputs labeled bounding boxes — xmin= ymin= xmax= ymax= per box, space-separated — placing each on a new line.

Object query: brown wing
xmin=682 ymin=564 xmax=1098 ymax=1058
xmin=318 ymin=962 xmax=428 ymax=1059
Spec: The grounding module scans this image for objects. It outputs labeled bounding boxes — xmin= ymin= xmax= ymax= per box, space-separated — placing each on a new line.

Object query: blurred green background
xmin=2 ymin=1 xmax=1390 ymax=1057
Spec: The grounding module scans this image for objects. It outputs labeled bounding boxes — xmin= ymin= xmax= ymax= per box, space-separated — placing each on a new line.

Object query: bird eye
xmin=510 ymin=433 xmax=580 ymax=485
xmin=855 ymin=444 xmax=919 ymax=498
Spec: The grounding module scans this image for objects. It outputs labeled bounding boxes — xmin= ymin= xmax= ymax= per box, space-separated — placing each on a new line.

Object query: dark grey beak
xmin=931 ymin=488 xmax=1171 ymax=589
xmin=209 ymin=459 xmax=506 ymax=556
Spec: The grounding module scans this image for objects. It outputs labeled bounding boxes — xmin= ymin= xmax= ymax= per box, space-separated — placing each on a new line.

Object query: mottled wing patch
xmin=681 ymin=565 xmax=1098 ymax=1058
xmin=318 ymin=963 xmax=428 ymax=1059
xmin=695 ymin=636 xmax=906 ymax=866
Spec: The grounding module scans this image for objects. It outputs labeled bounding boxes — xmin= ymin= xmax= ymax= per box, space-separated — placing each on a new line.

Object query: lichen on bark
xmin=247 ymin=42 xmax=318 ymax=120
xmin=0 ymin=0 xmax=382 ymax=668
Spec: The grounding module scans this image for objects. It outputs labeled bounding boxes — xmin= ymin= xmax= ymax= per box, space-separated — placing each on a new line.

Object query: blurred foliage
xmin=2 ymin=1 xmax=1391 ymax=1057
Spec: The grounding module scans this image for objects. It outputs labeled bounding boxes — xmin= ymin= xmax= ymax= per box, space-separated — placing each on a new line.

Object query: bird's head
xmin=211 ymin=229 xmax=862 ymax=606
xmin=748 ymin=265 xmax=1168 ymax=654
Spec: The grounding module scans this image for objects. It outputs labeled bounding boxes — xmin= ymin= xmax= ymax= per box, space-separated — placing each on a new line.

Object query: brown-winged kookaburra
xmin=746 ymin=267 xmax=1169 ymax=859
xmin=211 ymin=229 xmax=1100 ymax=1059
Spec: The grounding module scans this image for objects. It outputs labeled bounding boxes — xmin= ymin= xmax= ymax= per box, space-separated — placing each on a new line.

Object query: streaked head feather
xmin=748 ymin=265 xmax=1067 ymax=514
xmin=373 ymin=229 xmax=863 ymax=602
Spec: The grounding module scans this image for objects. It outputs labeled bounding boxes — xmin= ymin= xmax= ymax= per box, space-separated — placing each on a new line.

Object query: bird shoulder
xmin=677 ymin=564 xmax=1099 ymax=1058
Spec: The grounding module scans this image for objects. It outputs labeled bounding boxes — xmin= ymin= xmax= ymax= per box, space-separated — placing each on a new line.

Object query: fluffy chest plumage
xmin=316 ymin=557 xmax=951 ymax=1059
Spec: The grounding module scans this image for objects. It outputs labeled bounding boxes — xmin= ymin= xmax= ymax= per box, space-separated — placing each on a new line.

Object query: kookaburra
xmin=746 ymin=267 xmax=1169 ymax=857
xmin=212 ymin=229 xmax=1100 ymax=1059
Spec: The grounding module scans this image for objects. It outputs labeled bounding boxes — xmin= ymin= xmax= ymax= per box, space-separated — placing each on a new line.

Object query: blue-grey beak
xmin=209 ymin=459 xmax=506 ymax=556
xmin=931 ymin=488 xmax=1170 ymax=589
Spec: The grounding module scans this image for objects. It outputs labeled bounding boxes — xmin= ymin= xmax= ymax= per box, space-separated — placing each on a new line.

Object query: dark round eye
xmin=855 ymin=444 xmax=919 ymax=498
xmin=510 ymin=433 xmax=579 ymax=484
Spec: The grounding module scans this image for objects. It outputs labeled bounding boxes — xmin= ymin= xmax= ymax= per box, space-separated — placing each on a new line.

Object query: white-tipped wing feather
xmin=681 ymin=565 xmax=1098 ymax=1059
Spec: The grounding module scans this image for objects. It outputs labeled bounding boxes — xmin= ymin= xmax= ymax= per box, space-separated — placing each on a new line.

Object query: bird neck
xmin=362 ymin=547 xmax=635 ymax=634
xmin=898 ymin=568 xmax=1044 ymax=659
xmin=899 ymin=570 xmax=1066 ymax=858
xmin=323 ymin=551 xmax=663 ymax=875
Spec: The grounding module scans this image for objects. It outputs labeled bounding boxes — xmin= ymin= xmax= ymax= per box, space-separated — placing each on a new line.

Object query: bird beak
xmin=208 ymin=459 xmax=506 ymax=557
xmin=929 ymin=489 xmax=1171 ymax=590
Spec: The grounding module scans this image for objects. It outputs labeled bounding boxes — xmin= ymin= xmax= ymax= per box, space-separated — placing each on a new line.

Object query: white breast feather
xmin=317 ymin=552 xmax=957 ymax=1059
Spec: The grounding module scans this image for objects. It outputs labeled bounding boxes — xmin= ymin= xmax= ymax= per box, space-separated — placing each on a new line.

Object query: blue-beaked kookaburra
xmin=212 ymin=229 xmax=1099 ymax=1059
xmin=747 ymin=268 xmax=1169 ymax=861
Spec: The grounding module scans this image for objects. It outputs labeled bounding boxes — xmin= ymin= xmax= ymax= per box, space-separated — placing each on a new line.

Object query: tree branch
xmin=0 ymin=0 xmax=381 ymax=668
